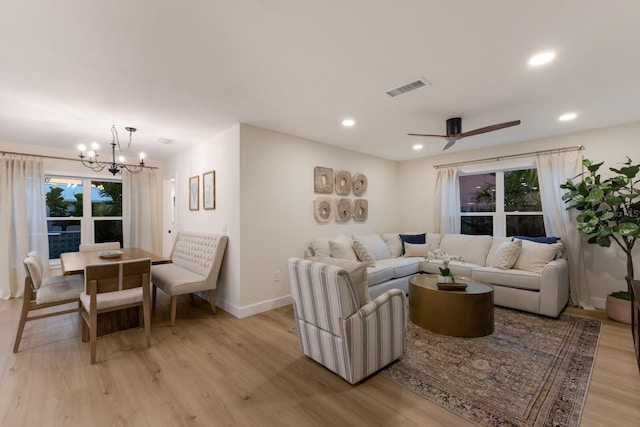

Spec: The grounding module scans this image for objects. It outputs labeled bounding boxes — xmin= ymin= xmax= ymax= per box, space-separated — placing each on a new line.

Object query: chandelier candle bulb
xmin=77 ymin=125 xmax=148 ymax=175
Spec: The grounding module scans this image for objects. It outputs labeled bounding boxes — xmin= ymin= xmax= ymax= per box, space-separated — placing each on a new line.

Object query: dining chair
xmin=13 ymin=255 xmax=84 ymax=353
xmin=80 ymin=258 xmax=151 ymax=364
xmin=78 ymin=242 xmax=121 ymax=252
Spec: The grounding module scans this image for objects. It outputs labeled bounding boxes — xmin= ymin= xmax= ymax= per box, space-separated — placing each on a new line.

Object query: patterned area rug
xmin=380 ymin=307 xmax=601 ymax=427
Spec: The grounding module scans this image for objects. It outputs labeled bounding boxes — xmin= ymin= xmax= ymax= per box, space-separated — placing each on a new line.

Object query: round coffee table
xmin=409 ymin=274 xmax=494 ymax=337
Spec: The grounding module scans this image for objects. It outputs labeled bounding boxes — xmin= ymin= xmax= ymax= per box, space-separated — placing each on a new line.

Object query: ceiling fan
xmin=408 ymin=117 xmax=521 ymax=151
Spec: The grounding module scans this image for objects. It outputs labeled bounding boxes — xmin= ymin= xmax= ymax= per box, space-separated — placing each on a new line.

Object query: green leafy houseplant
xmin=438 ymin=259 xmax=455 ymax=281
xmin=560 ymin=157 xmax=640 ymax=296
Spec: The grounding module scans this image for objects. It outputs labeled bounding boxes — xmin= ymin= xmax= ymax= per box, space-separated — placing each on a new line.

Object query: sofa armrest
xmin=539 ymin=258 xmax=569 ymax=317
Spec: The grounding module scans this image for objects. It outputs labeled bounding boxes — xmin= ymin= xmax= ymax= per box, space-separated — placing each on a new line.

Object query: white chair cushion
xmin=81 ymin=288 xmax=143 ymax=311
xmin=352 ymin=234 xmax=391 ymax=261
xmin=36 ymin=276 xmax=84 ymax=304
xmin=307 ymin=256 xmax=370 ymax=306
xmin=151 ymin=263 xmax=207 ymax=296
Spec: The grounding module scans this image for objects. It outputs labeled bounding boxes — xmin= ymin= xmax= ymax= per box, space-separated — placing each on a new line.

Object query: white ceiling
xmin=1 ymin=1 xmax=639 ymax=162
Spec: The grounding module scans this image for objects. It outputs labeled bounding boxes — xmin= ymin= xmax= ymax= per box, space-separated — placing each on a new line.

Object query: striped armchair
xmin=287 ymin=258 xmax=406 ymax=384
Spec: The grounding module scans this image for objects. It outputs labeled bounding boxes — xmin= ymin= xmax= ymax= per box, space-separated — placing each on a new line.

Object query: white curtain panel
xmin=535 ymin=151 xmax=593 ymax=309
xmin=434 ymin=166 xmax=461 ymax=233
xmin=0 ymin=156 xmax=48 ymax=299
xmin=122 ymin=168 xmax=162 ymax=254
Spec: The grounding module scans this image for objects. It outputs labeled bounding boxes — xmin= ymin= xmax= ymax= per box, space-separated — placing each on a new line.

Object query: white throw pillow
xmin=329 ymin=233 xmax=358 ymax=261
xmin=352 ymin=240 xmax=376 ymax=267
xmin=310 ymin=237 xmax=331 ymax=257
xmin=381 ymin=233 xmax=403 ymax=258
xmin=512 ymin=239 xmax=562 ymax=273
xmin=490 ymin=240 xmax=522 ymax=270
xmin=403 ymin=242 xmax=429 ymax=257
xmin=352 ymin=234 xmax=391 ymax=261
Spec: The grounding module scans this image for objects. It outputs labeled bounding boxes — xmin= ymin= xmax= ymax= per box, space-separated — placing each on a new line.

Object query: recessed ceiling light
xmin=412 ymin=144 xmax=423 ymax=151
xmin=342 ymin=118 xmax=355 ymax=127
xmin=558 ymin=113 xmax=577 ymax=121
xmin=528 ymin=51 xmax=555 ymax=66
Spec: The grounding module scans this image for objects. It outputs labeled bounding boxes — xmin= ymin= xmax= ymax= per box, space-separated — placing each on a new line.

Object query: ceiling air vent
xmin=156 ymin=138 xmax=173 ymax=145
xmin=385 ymin=78 xmax=431 ymax=98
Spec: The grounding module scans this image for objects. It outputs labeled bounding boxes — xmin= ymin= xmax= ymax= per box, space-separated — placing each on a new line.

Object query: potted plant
xmin=606 ymin=291 xmax=632 ymax=324
xmin=561 ymin=157 xmax=639 ymax=322
xmin=438 ymin=259 xmax=455 ymax=283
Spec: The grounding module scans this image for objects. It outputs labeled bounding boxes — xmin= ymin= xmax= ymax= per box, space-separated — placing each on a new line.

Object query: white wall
xmin=238 ymin=124 xmax=400 ymax=313
xmin=397 ymin=121 xmax=640 ymax=307
xmin=162 ymin=124 xmax=242 ymax=312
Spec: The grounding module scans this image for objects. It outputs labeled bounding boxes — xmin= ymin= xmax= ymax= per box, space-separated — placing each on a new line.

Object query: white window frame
xmin=459 ymin=159 xmax=544 ymax=237
xmin=45 ymin=173 xmax=123 ymax=258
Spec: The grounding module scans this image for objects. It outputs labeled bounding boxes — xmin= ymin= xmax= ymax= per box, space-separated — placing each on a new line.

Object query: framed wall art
xmin=189 ymin=175 xmax=199 ymax=211
xmin=203 ymin=170 xmax=216 ymax=210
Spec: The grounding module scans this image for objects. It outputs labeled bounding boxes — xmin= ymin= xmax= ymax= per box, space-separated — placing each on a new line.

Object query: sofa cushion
xmin=307 ymin=256 xmax=370 ymax=306
xmin=438 ymin=234 xmax=493 ymax=266
xmin=512 ymin=239 xmax=562 ymax=273
xmin=399 ymin=233 xmax=426 ymax=255
xmin=377 ymin=257 xmax=420 ymax=278
xmin=490 ymin=240 xmax=522 ymax=270
xmin=329 ymin=234 xmax=358 ymax=261
xmin=472 ymin=267 xmax=541 ymax=291
xmin=426 ymin=233 xmax=444 ymax=249
xmin=381 ymin=233 xmax=403 ymax=257
xmin=403 ymin=242 xmax=429 ymax=257
xmin=310 ymin=237 xmax=331 ymax=257
xmin=352 ymin=234 xmax=391 ymax=261
xmin=367 ymin=264 xmax=394 ymax=286
xmin=352 ymin=240 xmax=376 ymax=267
xmin=485 ymin=237 xmax=511 ymax=266
xmin=421 ymin=259 xmax=479 ymax=277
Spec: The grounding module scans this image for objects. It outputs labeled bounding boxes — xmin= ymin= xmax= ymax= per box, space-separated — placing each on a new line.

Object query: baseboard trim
xmin=217 ymin=295 xmax=292 ymax=319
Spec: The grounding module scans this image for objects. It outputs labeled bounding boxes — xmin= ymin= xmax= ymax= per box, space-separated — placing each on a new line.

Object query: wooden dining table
xmin=60 ymin=247 xmax=171 ymax=275
xmin=60 ymin=247 xmax=171 ymax=337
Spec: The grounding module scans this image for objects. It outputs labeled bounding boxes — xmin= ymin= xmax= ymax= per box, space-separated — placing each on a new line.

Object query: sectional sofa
xmin=306 ymin=232 xmax=569 ymax=317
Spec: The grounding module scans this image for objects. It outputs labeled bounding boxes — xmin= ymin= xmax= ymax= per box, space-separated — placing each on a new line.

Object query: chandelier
xmin=77 ymin=125 xmax=146 ymax=175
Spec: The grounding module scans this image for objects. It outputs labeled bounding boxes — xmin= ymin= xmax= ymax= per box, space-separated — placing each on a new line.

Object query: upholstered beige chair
xmin=151 ymin=232 xmax=228 ymax=326
xmin=81 ymin=258 xmax=151 ymax=364
xmin=287 ymin=258 xmax=406 ymax=384
xmin=79 ymin=242 xmax=121 ymax=252
xmin=13 ymin=254 xmax=84 ymax=353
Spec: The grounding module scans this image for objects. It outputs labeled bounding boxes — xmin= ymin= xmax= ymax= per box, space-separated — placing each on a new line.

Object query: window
xmin=45 ymin=176 xmax=123 ymax=260
xmin=459 ymin=168 xmax=544 ymax=237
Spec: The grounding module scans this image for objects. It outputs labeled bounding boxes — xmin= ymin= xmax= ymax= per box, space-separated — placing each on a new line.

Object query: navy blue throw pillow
xmin=399 ymin=233 xmax=426 ymax=255
xmin=514 ymin=235 xmax=560 ymax=244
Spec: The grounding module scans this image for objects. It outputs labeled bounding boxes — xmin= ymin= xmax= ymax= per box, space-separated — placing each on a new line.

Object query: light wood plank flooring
xmin=1 ymin=294 xmax=639 ymax=426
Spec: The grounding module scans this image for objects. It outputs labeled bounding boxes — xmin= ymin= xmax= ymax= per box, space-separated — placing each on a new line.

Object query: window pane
xmin=459 ymin=173 xmax=496 ymax=212
xmin=92 ymin=181 xmax=122 ymax=217
xmin=504 ymin=169 xmax=541 ymax=212
xmin=47 ymin=220 xmax=81 ymax=258
xmin=95 ymin=220 xmax=123 ymax=247
xmin=461 ymin=216 xmax=493 ymax=235
xmin=45 ymin=177 xmax=83 ymax=217
xmin=506 ymin=215 xmax=546 ymax=237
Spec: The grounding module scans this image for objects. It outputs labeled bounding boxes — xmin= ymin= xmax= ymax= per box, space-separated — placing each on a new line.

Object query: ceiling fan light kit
xmin=409 ymin=117 xmax=521 ymax=151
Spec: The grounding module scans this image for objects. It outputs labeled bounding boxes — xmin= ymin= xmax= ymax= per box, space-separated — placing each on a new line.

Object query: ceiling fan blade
xmin=442 ymin=139 xmax=457 ymax=151
xmin=407 ymin=133 xmax=448 ymax=138
xmin=458 ymin=120 xmax=521 ymax=138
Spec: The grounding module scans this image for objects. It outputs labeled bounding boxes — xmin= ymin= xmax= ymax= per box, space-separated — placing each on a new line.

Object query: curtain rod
xmin=434 ymin=145 xmax=584 ymax=169
xmin=0 ymin=149 xmax=158 ymax=170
